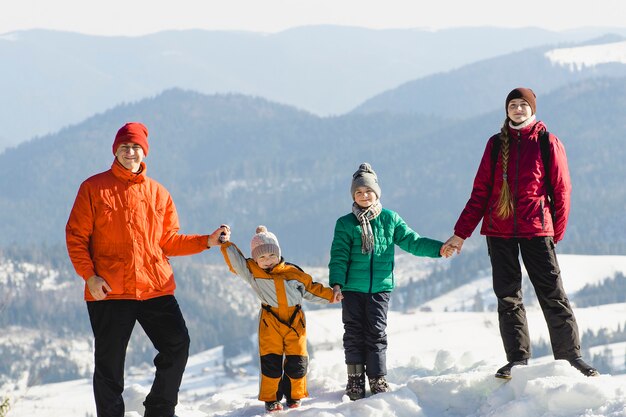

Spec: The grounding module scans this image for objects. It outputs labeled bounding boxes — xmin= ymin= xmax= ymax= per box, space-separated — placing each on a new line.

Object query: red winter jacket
xmin=454 ymin=120 xmax=571 ymax=242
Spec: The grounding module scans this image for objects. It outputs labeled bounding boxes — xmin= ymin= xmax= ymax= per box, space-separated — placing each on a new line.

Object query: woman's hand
xmin=441 ymin=234 xmax=465 ymax=256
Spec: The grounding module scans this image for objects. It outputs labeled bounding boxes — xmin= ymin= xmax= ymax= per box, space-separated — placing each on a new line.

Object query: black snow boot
xmin=495 ymin=359 xmax=528 ymax=379
xmin=368 ymin=376 xmax=390 ymax=394
xmin=569 ymin=358 xmax=599 ymax=377
xmin=345 ymin=364 xmax=366 ymax=401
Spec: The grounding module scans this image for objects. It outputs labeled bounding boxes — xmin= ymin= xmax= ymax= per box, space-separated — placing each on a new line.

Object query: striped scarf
xmin=352 ymin=201 xmax=382 ymax=254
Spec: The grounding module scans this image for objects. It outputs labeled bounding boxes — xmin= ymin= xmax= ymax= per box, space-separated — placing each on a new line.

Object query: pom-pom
xmin=256 ymin=225 xmax=267 ymax=233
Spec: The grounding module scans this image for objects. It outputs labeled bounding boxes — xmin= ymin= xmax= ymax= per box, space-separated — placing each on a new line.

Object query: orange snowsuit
xmin=221 ymin=242 xmax=333 ymax=402
xmin=66 ymin=160 xmax=210 ymax=301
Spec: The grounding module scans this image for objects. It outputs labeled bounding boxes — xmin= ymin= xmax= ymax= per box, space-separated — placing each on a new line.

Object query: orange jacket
xmin=221 ymin=242 xmax=333 ymax=322
xmin=66 ymin=160 xmax=209 ymax=301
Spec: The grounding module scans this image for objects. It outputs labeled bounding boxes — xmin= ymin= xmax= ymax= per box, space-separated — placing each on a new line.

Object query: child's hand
xmin=441 ymin=234 xmax=464 ymax=256
xmin=208 ymin=224 xmax=230 ymax=247
xmin=441 ymin=245 xmax=456 ymax=258
xmin=218 ymin=224 xmax=231 ymax=243
xmin=331 ymin=285 xmax=343 ymax=303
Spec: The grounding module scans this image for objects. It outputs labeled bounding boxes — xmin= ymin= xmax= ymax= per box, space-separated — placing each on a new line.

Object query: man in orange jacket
xmin=66 ymin=122 xmax=227 ymax=417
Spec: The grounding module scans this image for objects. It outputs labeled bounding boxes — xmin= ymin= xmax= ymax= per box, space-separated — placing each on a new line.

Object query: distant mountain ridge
xmin=352 ymin=37 xmax=626 ymax=118
xmin=1 ymin=77 xmax=625 ymax=260
xmin=1 ymin=26 xmax=624 ymax=150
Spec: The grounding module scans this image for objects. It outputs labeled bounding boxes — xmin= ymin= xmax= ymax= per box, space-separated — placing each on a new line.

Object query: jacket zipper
xmin=513 ymin=131 xmax=521 ymax=236
xmin=368 ymin=222 xmax=375 ymax=294
xmin=368 ymin=254 xmax=374 ymax=294
xmin=540 ymin=199 xmax=545 ymax=230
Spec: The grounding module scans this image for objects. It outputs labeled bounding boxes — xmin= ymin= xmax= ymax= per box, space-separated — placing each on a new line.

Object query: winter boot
xmin=265 ymin=401 xmax=283 ymax=412
xmin=345 ymin=364 xmax=366 ymax=401
xmin=286 ymin=399 xmax=301 ymax=409
xmin=368 ymin=375 xmax=390 ymax=394
xmin=495 ymin=359 xmax=528 ymax=379
xmin=569 ymin=358 xmax=599 ymax=377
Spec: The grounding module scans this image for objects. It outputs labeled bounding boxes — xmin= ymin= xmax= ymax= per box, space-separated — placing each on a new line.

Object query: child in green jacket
xmin=328 ymin=162 xmax=453 ymax=400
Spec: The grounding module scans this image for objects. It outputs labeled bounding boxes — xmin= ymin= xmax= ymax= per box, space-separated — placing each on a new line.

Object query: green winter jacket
xmin=328 ymin=208 xmax=443 ymax=293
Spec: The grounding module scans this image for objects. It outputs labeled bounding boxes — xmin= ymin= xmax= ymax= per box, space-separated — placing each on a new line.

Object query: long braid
xmin=496 ymin=119 xmax=514 ymax=219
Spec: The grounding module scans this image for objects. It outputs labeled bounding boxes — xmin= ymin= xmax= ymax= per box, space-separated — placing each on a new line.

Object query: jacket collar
xmin=270 ymin=258 xmax=287 ymax=273
xmin=249 ymin=257 xmax=287 ymax=276
xmin=507 ymin=118 xmax=547 ymax=140
xmin=111 ymin=159 xmax=147 ymax=184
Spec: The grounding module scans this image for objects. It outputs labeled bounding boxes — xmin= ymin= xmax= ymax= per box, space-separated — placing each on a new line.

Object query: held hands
xmin=441 ymin=234 xmax=465 ymax=257
xmin=440 ymin=244 xmax=456 ymax=258
xmin=87 ymin=275 xmax=112 ymax=300
xmin=208 ymin=224 xmax=230 ymax=247
xmin=331 ymin=285 xmax=344 ymax=304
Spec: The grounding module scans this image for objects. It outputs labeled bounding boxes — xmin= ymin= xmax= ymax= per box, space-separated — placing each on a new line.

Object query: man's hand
xmin=208 ymin=224 xmax=230 ymax=247
xmin=87 ymin=275 xmax=112 ymax=300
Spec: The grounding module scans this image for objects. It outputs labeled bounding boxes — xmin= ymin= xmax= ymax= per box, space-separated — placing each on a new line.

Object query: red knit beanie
xmin=112 ymin=122 xmax=149 ymax=156
xmin=505 ymin=88 xmax=536 ymax=115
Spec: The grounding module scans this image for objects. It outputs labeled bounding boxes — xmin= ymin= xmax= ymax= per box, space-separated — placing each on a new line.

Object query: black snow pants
xmin=487 ymin=236 xmax=581 ymax=362
xmin=87 ymin=295 xmax=190 ymax=417
xmin=341 ymin=291 xmax=390 ymax=377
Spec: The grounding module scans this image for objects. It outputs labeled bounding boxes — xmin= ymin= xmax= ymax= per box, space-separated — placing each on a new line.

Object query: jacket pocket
xmin=93 ymin=257 xmax=125 ymax=295
xmin=294 ymin=310 xmax=306 ymax=336
xmin=150 ymin=256 xmax=174 ymax=290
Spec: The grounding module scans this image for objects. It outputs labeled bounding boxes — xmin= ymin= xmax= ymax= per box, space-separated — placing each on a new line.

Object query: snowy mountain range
xmin=1 ymin=27 xmax=626 ymax=151
xmin=352 ymin=36 xmax=626 ymax=118
xmin=546 ymin=39 xmax=626 ymax=69
xmin=3 ymin=253 xmax=626 ymax=416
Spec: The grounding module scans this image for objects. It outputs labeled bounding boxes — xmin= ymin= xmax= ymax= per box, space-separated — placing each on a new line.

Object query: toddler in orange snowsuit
xmin=220 ymin=225 xmax=339 ymax=412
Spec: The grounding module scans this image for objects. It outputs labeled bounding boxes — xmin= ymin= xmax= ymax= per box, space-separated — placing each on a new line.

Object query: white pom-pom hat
xmin=250 ymin=225 xmax=281 ymax=260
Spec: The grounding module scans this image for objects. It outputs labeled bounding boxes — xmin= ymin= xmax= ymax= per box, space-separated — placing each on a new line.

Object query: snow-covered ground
xmin=423 ymin=254 xmax=626 ymax=312
xmin=7 ymin=302 xmax=626 ymax=417
xmin=5 ymin=254 xmax=626 ymax=416
xmin=546 ymin=40 xmax=626 ymax=70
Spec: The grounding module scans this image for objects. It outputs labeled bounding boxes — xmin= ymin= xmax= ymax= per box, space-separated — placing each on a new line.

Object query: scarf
xmin=352 ymin=200 xmax=382 ymax=254
xmin=508 ymin=114 xmax=536 ymax=130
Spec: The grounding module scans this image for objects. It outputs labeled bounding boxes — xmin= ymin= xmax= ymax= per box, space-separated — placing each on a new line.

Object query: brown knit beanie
xmin=112 ymin=122 xmax=149 ymax=156
xmin=350 ymin=162 xmax=381 ymax=199
xmin=250 ymin=225 xmax=281 ymax=260
xmin=505 ymin=88 xmax=536 ymax=115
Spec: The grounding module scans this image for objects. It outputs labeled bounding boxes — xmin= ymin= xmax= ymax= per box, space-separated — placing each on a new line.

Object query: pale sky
xmin=2 ymin=0 xmax=626 ymax=36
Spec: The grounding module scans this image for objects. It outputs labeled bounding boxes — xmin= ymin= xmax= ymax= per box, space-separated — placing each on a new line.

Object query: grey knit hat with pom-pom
xmin=250 ymin=225 xmax=281 ymax=260
xmin=350 ymin=162 xmax=381 ymax=199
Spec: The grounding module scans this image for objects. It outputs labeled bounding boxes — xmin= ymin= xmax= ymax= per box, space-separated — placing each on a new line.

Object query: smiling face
xmin=255 ymin=253 xmax=280 ymax=270
xmin=115 ymin=142 xmax=145 ymax=172
xmin=507 ymin=98 xmax=533 ymax=124
xmin=353 ymin=186 xmax=378 ymax=209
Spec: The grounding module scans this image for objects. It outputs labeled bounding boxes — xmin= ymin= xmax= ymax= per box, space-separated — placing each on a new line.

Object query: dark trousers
xmin=87 ymin=295 xmax=190 ymax=417
xmin=341 ymin=291 xmax=390 ymax=377
xmin=487 ymin=236 xmax=581 ymax=362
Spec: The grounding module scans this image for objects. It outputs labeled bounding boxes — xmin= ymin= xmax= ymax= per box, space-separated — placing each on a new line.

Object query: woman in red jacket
xmin=442 ymin=88 xmax=598 ymax=379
